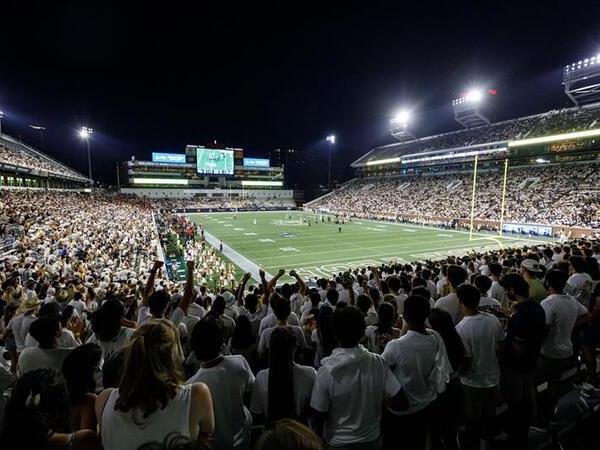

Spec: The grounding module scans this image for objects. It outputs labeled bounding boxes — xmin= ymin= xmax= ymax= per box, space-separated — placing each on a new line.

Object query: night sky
xmin=1 ymin=1 xmax=600 ymax=186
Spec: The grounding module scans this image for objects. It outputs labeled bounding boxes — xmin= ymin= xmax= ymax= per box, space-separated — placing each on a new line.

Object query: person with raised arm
xmin=289 ymin=270 xmax=308 ymax=315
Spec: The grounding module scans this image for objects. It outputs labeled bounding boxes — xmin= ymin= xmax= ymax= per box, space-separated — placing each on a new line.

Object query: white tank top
xmin=101 ymin=384 xmax=192 ymax=450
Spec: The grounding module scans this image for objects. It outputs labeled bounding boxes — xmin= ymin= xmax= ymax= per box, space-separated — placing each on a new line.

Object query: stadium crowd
xmin=358 ymin=107 xmax=600 ymax=165
xmin=315 ymin=163 xmax=600 ymax=229
xmin=0 ymin=189 xmax=600 ymax=450
xmin=0 ymin=139 xmax=85 ymax=180
xmin=152 ymin=197 xmax=295 ymax=211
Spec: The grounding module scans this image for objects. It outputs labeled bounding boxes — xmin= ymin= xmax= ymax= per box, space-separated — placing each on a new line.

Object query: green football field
xmin=186 ymin=211 xmax=550 ymax=283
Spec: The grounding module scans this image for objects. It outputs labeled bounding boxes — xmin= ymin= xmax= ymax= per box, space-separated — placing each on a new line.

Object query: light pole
xmin=326 ymin=134 xmax=335 ymax=188
xmin=79 ymin=126 xmax=93 ymax=186
xmin=0 ymin=110 xmax=4 ymax=135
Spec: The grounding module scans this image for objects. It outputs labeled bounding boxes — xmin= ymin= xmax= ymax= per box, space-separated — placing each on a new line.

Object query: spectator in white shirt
xmin=258 ymin=295 xmax=307 ymax=359
xmin=382 ymin=295 xmax=451 ymax=450
xmin=186 ymin=317 xmax=255 ymax=449
xmin=455 ymin=284 xmax=504 ymax=450
xmin=473 ymin=275 xmax=502 ymax=315
xmin=18 ymin=316 xmax=73 ymax=375
xmin=488 ymin=262 xmax=507 ymax=308
xmin=310 ymin=306 xmax=408 ymax=450
xmin=87 ymin=299 xmax=135 ymax=360
xmin=7 ymin=296 xmax=41 ymax=356
xmin=566 ymin=255 xmax=593 ymax=305
xmin=420 ymin=269 xmax=438 ymax=300
xmin=435 ymin=265 xmax=468 ymax=325
xmin=535 ymin=269 xmax=590 ymax=426
xmin=436 ymin=265 xmax=448 ymax=298
xmin=252 ymin=327 xmax=316 ymax=424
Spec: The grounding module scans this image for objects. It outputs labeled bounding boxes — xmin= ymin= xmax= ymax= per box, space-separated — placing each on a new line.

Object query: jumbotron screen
xmin=196 ymin=148 xmax=234 ymax=175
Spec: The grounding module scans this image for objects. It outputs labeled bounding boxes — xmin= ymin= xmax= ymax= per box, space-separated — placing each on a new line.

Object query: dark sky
xmin=1 ymin=0 xmax=600 ymax=185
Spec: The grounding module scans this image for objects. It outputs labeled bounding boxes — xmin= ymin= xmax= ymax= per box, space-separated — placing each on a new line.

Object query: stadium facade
xmin=120 ymin=144 xmax=297 ymax=206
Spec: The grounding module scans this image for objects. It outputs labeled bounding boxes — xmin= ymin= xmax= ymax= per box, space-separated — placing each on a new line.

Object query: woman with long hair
xmin=428 ymin=308 xmax=466 ymax=450
xmin=95 ymin=319 xmax=214 ymax=450
xmin=312 ymin=305 xmax=336 ymax=368
xmin=0 ymin=368 xmax=101 ymax=450
xmin=62 ymin=343 xmax=103 ymax=431
xmin=250 ymin=327 xmax=316 ymax=424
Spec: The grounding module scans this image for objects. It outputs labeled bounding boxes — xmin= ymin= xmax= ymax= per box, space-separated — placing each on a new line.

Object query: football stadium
xmin=3 ymin=4 xmax=600 ymax=450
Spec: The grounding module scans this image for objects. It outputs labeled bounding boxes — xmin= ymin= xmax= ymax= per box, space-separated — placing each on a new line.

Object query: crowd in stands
xmin=315 ymin=163 xmax=600 ymax=228
xmin=1 ymin=189 xmax=600 ymax=449
xmin=358 ymin=108 xmax=600 ymax=165
xmin=0 ymin=138 xmax=85 ymax=180
xmin=152 ymin=197 xmax=295 ymax=211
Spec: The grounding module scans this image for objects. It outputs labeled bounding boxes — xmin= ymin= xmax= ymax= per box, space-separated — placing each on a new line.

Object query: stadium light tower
xmin=326 ymin=135 xmax=335 ymax=187
xmin=563 ymin=54 xmax=600 ymax=105
xmin=0 ymin=110 xmax=4 ymax=135
xmin=452 ymin=88 xmax=491 ymax=129
xmin=79 ymin=126 xmax=94 ymax=186
xmin=390 ymin=109 xmax=415 ymax=141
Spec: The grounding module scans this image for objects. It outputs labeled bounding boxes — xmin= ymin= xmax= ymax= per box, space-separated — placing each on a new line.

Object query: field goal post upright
xmin=498 ymin=158 xmax=509 ymax=237
xmin=468 ymin=155 xmax=479 ymax=241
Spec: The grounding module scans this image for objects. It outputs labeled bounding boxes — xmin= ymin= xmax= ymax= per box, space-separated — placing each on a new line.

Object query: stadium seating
xmin=355 ymin=107 xmax=600 ymax=166
xmin=0 ymin=134 xmax=86 ymax=180
xmin=312 ymin=162 xmax=600 ymax=228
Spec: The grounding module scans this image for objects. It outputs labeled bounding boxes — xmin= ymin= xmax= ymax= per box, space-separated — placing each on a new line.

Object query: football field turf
xmin=186 ymin=211 xmax=549 ymax=283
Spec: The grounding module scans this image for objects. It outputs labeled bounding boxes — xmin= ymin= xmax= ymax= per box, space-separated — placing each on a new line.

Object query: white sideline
xmin=202 ymin=229 xmax=273 ymax=283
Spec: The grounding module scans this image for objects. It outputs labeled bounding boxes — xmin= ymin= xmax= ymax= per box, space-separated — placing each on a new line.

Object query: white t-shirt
xmin=382 ymin=330 xmax=439 ymax=415
xmin=393 ymin=293 xmax=409 ymax=316
xmin=426 ymin=280 xmax=437 ymax=300
xmin=258 ymin=325 xmax=307 ymax=356
xmin=310 ymin=346 xmax=401 ymax=447
xmin=540 ymin=293 xmax=588 ymax=359
xmin=489 ymin=280 xmax=507 ymax=307
xmin=188 ymin=303 xmax=206 ymax=319
xmin=250 ymin=363 xmax=316 ymax=418
xmin=436 ymin=277 xmax=447 ymax=297
xmin=186 ymin=355 xmax=254 ymax=449
xmin=7 ymin=314 xmax=37 ymax=353
xmin=290 ymin=293 xmax=306 ymax=317
xmin=18 ymin=347 xmax=73 ymax=375
xmin=434 ymin=293 xmax=461 ymax=325
xmin=338 ymin=289 xmax=358 ymax=306
xmin=456 ymin=313 xmax=504 ymax=388
xmin=566 ymin=273 xmax=593 ymax=304
xmin=87 ymin=327 xmax=135 ymax=359
xmin=68 ymin=299 xmax=87 ymax=316
xmin=25 ymin=328 xmax=79 ymax=350
xmin=478 ymin=296 xmax=502 ymax=311
xmin=258 ymin=312 xmax=299 ymax=336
